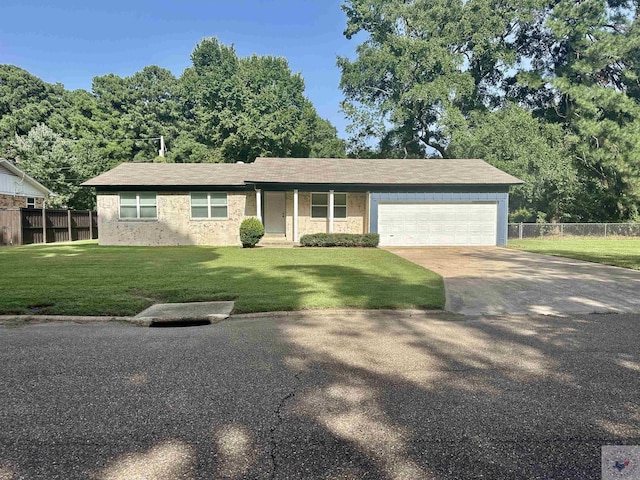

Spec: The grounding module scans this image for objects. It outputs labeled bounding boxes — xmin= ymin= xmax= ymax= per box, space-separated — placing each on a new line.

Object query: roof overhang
xmin=94 ymin=184 xmax=253 ymax=192
xmin=0 ymin=159 xmax=55 ymax=196
xmin=82 ymin=158 xmax=525 ymax=190
xmin=246 ymin=182 xmax=515 ymax=193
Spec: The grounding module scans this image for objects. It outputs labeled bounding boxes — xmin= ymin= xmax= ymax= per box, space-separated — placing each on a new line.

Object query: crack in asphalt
xmin=268 ymin=371 xmax=301 ymax=479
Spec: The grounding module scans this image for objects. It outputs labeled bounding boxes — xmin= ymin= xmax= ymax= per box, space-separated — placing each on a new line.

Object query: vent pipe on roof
xmin=158 ymin=136 xmax=166 ymax=157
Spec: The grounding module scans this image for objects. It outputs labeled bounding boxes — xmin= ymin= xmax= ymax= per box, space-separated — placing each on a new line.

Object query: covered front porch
xmin=254 ymin=189 xmax=369 ymax=243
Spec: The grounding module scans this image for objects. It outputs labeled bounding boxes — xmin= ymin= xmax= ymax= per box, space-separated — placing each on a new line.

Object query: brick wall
xmin=96 ymin=191 xmax=257 ymax=246
xmin=284 ymin=191 xmax=367 ymax=241
xmin=0 ymin=194 xmax=44 ymax=209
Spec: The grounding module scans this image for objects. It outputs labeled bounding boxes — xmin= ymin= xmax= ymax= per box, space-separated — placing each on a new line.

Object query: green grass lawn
xmin=508 ymin=238 xmax=640 ymax=270
xmin=0 ymin=241 xmax=443 ymax=316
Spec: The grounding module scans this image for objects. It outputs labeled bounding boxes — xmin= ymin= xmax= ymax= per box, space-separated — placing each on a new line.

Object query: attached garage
xmin=370 ymin=190 xmax=512 ymax=247
xmin=378 ymin=202 xmax=498 ymax=246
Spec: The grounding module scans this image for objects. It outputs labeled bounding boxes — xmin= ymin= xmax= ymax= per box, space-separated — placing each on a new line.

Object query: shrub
xmin=299 ymin=233 xmax=379 ymax=247
xmin=239 ymin=217 xmax=265 ymax=248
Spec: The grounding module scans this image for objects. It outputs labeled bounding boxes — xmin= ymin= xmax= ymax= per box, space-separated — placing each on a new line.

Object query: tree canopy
xmin=340 ymin=0 xmax=640 ymax=221
xmin=0 ymin=38 xmax=345 ymax=208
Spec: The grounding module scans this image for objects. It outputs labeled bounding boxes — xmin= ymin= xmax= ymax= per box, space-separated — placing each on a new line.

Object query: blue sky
xmin=0 ymin=0 xmax=358 ymax=139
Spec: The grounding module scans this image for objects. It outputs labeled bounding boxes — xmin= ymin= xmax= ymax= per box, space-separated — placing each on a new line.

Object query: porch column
xmin=256 ymin=189 xmax=262 ymax=223
xmin=293 ymin=189 xmax=299 ymax=242
xmin=329 ymin=190 xmax=334 ymax=233
xmin=365 ymin=192 xmax=371 ymax=233
xmin=41 ymin=200 xmax=47 ymax=244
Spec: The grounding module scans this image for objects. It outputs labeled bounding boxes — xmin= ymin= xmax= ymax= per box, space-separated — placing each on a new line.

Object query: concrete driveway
xmin=1 ymin=311 xmax=639 ymax=479
xmin=386 ymin=247 xmax=640 ymax=315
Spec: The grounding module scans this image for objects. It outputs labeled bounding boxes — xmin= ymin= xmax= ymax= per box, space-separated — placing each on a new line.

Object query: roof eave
xmin=0 ymin=159 xmax=55 ymax=195
xmin=91 ymin=184 xmax=251 ymax=191
xmin=246 ymin=181 xmax=524 ymax=186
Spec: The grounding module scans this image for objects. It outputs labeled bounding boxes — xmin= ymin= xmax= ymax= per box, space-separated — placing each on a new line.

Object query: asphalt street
xmin=1 ymin=310 xmax=639 ymax=479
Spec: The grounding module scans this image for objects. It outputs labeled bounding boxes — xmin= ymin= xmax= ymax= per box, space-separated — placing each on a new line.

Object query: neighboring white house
xmin=0 ymin=159 xmax=54 ymax=208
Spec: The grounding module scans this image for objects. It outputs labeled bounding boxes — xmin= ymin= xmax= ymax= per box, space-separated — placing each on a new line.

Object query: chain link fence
xmin=508 ymin=223 xmax=640 ymax=240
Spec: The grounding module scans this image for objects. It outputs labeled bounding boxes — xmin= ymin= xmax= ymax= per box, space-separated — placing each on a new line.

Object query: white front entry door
xmin=264 ymin=192 xmax=286 ymax=234
xmin=378 ymin=202 xmax=498 ymax=246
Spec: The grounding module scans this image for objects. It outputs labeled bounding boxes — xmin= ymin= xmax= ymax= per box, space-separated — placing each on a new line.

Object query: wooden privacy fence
xmin=0 ymin=208 xmax=98 ymax=246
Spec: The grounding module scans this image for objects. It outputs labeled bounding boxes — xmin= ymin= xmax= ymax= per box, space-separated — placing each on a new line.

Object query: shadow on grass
xmin=191 ymin=262 xmax=443 ymax=313
xmin=0 ymin=243 xmax=443 ymax=315
xmin=0 ymin=243 xmax=224 ymax=315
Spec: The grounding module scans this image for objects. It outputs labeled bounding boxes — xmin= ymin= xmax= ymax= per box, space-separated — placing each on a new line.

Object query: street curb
xmin=0 ymin=314 xmax=231 ymax=327
xmin=1 ymin=309 xmax=445 ymax=326
xmin=230 ymin=308 xmax=444 ymax=319
xmin=0 ymin=315 xmax=137 ymax=325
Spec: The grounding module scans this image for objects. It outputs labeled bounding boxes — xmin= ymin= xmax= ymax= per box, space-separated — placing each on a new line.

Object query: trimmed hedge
xmin=240 ymin=217 xmax=265 ymax=248
xmin=299 ymin=233 xmax=379 ymax=247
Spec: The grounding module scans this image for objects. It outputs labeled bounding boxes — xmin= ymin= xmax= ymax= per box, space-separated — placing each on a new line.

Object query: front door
xmin=264 ymin=192 xmax=286 ymax=234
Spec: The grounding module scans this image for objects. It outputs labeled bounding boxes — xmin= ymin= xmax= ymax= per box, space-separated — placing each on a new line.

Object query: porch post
xmin=67 ymin=210 xmax=72 ymax=242
xmin=41 ymin=201 xmax=47 ymax=244
xmin=293 ymin=189 xmax=299 ymax=242
xmin=256 ymin=189 xmax=262 ymax=223
xmin=365 ymin=192 xmax=370 ymax=233
xmin=329 ymin=190 xmax=334 ymax=233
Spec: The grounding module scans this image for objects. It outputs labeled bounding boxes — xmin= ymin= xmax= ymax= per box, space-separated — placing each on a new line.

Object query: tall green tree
xmin=541 ymin=0 xmax=640 ymax=220
xmin=182 ymin=38 xmax=345 ymax=162
xmin=1 ymin=39 xmax=345 ymax=168
xmin=9 ymin=124 xmax=101 ymax=209
xmin=339 ymin=0 xmax=537 ymax=157
xmin=0 ymin=38 xmax=346 ymax=203
xmin=309 ymin=117 xmax=347 ymax=158
xmin=92 ymin=66 xmax=183 ymax=163
xmin=340 ymin=0 xmax=640 ymax=221
xmin=0 ymin=66 xmax=70 ymax=148
xmin=448 ymin=105 xmax=578 ymax=221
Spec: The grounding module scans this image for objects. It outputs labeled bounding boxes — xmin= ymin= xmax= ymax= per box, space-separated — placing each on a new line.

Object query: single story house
xmin=0 ymin=159 xmax=53 ymax=208
xmin=82 ymin=157 xmax=522 ymax=247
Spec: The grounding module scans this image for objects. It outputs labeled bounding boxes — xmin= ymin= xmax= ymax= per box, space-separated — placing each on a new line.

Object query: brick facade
xmin=96 ymin=190 xmax=369 ymax=246
xmin=284 ymin=192 xmax=368 ymax=241
xmin=0 ymin=194 xmax=44 ymax=209
xmin=97 ymin=191 xmax=257 ymax=246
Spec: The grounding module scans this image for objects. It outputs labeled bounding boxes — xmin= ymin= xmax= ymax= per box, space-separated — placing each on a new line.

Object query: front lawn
xmin=508 ymin=238 xmax=640 ymax=270
xmin=0 ymin=242 xmax=444 ymax=316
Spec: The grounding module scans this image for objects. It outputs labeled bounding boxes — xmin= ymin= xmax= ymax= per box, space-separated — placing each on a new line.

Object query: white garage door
xmin=378 ymin=202 xmax=498 ymax=246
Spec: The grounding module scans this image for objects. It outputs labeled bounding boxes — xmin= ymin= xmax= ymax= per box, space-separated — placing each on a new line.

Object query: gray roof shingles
xmin=249 ymin=157 xmax=522 ymax=185
xmin=82 ymin=158 xmax=523 ymax=187
xmin=82 ymin=162 xmax=253 ymax=187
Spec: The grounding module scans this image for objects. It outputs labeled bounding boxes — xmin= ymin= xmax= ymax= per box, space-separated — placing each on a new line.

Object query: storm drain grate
xmin=149 ymin=319 xmax=213 ymax=328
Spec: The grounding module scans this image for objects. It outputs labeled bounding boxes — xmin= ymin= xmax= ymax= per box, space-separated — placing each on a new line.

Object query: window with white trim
xmin=26 ymin=197 xmax=36 ymax=209
xmin=311 ymin=193 xmax=328 ymax=219
xmin=334 ymin=193 xmax=347 ymax=219
xmin=191 ymin=192 xmax=228 ymax=219
xmin=119 ymin=192 xmax=157 ymax=219
xmin=311 ymin=193 xmax=347 ymax=219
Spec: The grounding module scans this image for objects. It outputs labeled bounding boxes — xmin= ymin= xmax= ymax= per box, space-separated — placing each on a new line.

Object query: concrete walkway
xmin=386 ymin=247 xmax=640 ymax=315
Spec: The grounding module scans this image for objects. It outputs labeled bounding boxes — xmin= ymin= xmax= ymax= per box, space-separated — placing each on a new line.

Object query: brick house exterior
xmin=84 ymin=158 xmax=522 ymax=247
